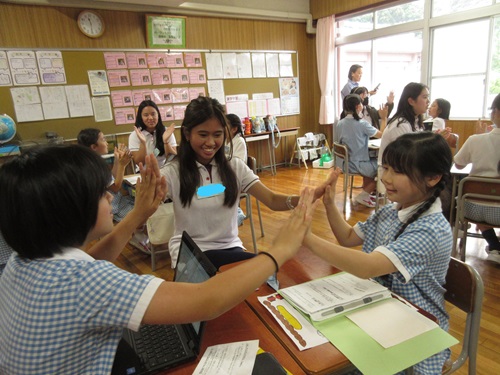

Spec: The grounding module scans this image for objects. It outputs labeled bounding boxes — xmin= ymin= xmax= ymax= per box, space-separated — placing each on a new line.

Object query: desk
xmin=162 ymin=301 xmax=303 ymax=375
xmin=246 ymin=248 xmax=352 ymax=375
xmin=450 ymin=163 xmax=472 ymax=225
xmin=245 ymin=132 xmax=275 ymax=175
xmin=245 ymin=127 xmax=300 ymax=175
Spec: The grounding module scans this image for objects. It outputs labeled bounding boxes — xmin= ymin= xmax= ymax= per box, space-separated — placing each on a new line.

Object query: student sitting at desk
xmin=305 ymin=132 xmax=453 ymax=374
xmin=78 ymin=128 xmax=134 ymax=222
xmin=336 ymin=93 xmax=387 ymax=208
xmin=454 ymin=93 xmax=500 ymax=262
xmin=0 ymin=144 xmax=318 ymax=374
xmin=128 ymin=100 xmax=177 ymax=168
xmin=351 ymin=86 xmax=394 ymax=130
xmin=161 ymin=96 xmax=335 ymax=269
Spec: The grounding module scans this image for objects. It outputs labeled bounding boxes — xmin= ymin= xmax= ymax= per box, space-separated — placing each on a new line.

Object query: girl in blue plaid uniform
xmin=78 ymin=128 xmax=135 ymax=222
xmin=0 ymin=144 xmax=316 ymax=374
xmin=305 ymin=132 xmax=453 ymax=374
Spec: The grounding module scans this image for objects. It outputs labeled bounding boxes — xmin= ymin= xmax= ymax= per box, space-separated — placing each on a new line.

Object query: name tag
xmin=197 ymin=183 xmax=226 ymax=199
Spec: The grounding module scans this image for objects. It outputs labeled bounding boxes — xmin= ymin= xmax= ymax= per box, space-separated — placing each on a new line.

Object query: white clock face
xmin=78 ymin=11 xmax=105 ymax=38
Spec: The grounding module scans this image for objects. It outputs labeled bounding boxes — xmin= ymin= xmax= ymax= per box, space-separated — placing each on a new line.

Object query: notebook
xmin=111 ymin=231 xmax=217 ymax=375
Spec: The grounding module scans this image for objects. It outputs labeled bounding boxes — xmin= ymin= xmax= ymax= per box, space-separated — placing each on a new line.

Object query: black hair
xmin=135 ymin=100 xmax=167 ymax=156
xmin=435 ymin=98 xmax=451 ymax=120
xmin=382 ymin=132 xmax=452 ymax=239
xmin=348 ymin=64 xmax=362 ymax=80
xmin=226 ymin=113 xmax=246 ymax=160
xmin=0 ymin=144 xmax=110 ymax=259
xmin=77 ymin=128 xmax=101 ymax=147
xmin=351 ymin=86 xmax=368 ymax=96
xmin=491 ymin=93 xmax=500 ymax=112
xmin=177 ymin=96 xmax=238 ymax=208
xmin=340 ymin=94 xmax=363 ymax=121
xmin=387 ymin=82 xmax=428 ymax=132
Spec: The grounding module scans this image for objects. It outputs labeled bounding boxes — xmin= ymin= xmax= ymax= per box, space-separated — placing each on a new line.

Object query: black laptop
xmin=112 ymin=231 xmax=217 ymax=375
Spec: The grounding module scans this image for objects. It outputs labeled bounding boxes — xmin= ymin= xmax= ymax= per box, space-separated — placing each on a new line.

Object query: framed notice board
xmin=0 ymin=48 xmax=298 ymax=142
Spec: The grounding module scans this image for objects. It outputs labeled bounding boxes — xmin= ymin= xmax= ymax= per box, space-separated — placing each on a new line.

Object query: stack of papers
xmin=279 ymin=272 xmax=391 ymax=321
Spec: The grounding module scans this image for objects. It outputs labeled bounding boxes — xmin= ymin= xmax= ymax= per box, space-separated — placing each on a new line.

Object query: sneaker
xmin=354 ymin=195 xmax=376 ymax=208
xmin=486 ymin=249 xmax=500 ymax=264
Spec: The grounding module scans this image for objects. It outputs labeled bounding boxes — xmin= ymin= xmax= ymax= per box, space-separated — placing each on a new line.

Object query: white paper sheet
xmin=192 ymin=340 xmax=259 ymax=375
xmin=346 ymin=298 xmax=438 ymax=348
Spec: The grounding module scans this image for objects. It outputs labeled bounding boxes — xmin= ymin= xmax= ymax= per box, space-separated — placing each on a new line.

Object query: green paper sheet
xmin=312 ymin=306 xmax=458 ymax=375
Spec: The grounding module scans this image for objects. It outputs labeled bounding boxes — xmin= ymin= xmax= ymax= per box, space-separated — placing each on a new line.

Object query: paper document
xmin=279 ymin=272 xmax=391 ymax=321
xmin=346 ymin=298 xmax=438 ymax=348
xmin=192 ymin=340 xmax=259 ymax=375
xmin=124 ymin=174 xmax=140 ymax=186
xmin=258 ymin=293 xmax=328 ymax=350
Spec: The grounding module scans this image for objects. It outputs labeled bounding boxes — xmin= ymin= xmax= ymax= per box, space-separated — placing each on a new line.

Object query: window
xmin=430 ymin=20 xmax=489 ymax=117
xmin=432 ymin=0 xmax=493 ymax=17
xmin=335 ymin=0 xmax=499 ymax=119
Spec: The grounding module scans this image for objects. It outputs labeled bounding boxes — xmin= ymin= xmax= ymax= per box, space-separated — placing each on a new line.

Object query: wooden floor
xmin=114 ymin=163 xmax=500 ymax=375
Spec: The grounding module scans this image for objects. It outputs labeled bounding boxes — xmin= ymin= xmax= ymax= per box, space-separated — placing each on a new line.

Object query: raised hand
xmin=322 ymin=167 xmax=342 ymax=207
xmin=271 ymin=187 xmax=319 ymax=260
xmin=134 ymin=155 xmax=167 ymax=221
xmin=163 ymin=123 xmax=176 ymax=144
xmin=134 ymin=126 xmax=147 ymax=144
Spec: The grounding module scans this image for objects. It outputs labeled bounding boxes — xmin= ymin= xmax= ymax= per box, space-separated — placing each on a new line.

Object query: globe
xmin=0 ymin=114 xmax=16 ymax=144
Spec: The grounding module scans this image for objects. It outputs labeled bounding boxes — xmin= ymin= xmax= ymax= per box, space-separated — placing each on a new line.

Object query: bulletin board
xmin=0 ymin=49 xmax=298 ymax=142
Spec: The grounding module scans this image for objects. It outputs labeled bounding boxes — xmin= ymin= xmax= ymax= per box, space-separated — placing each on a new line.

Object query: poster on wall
xmin=7 ymin=50 xmax=40 ymax=86
xmin=279 ymin=77 xmax=299 ymax=115
xmin=36 ymin=50 xmax=66 ymax=85
xmin=88 ymin=70 xmax=110 ymax=96
xmin=0 ymin=51 xmax=13 ymax=86
xmin=10 ymin=86 xmax=43 ymax=122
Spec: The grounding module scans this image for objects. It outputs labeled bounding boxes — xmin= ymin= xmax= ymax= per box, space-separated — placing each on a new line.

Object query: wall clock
xmin=77 ymin=10 xmax=105 ymax=38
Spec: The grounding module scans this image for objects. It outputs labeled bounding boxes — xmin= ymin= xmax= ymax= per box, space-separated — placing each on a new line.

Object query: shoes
xmin=486 ymin=249 xmax=500 ymax=264
xmin=129 ymin=231 xmax=152 ymax=254
xmin=354 ymin=194 xmax=376 ymax=208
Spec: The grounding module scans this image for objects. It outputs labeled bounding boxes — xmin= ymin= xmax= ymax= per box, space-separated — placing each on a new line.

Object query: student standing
xmin=305 ymin=132 xmax=453 ymax=374
xmin=161 ymin=96 xmax=335 ymax=269
xmin=0 ymin=144 xmax=317 ymax=374
xmin=129 ymin=100 xmax=177 ymax=168
xmin=336 ymin=94 xmax=387 ymax=208
xmin=454 ymin=93 xmax=500 ymax=262
xmin=340 ymin=64 xmax=378 ymax=100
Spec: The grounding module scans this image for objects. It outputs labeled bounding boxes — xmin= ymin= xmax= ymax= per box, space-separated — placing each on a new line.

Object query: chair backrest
xmin=333 ymin=142 xmax=349 ymax=169
xmin=457 ymin=176 xmax=500 ymax=212
xmin=247 ymin=155 xmax=257 ymax=174
xmin=443 ymin=257 xmax=484 ymax=374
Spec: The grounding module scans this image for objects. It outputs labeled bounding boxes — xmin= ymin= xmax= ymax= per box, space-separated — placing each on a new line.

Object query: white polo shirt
xmin=161 ymin=157 xmax=259 ymax=267
xmin=454 ymin=127 xmax=500 ymax=177
xmin=129 ymin=128 xmax=177 ymax=167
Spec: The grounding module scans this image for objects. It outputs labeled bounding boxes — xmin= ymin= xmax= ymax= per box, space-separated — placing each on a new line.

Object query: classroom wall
xmin=0 ymin=2 xmax=321 ymax=165
xmin=310 ymin=0 xmax=397 ymax=19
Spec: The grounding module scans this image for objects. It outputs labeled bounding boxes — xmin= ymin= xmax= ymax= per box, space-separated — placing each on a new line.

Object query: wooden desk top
xmin=161 ymin=301 xmax=303 ymax=375
xmin=246 ymin=247 xmax=351 ymax=375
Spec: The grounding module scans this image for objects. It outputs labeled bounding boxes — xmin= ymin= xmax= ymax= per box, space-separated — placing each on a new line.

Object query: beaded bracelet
xmin=286 ymin=195 xmax=295 ymax=210
xmin=259 ymin=251 xmax=279 ymax=273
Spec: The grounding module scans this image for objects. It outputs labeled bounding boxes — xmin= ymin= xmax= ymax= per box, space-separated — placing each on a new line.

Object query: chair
xmin=240 ymin=156 xmax=265 ymax=253
xmin=332 ymin=142 xmax=363 ymax=213
xmin=442 ymin=257 xmax=484 ymax=374
xmin=452 ymin=176 xmax=500 ymax=261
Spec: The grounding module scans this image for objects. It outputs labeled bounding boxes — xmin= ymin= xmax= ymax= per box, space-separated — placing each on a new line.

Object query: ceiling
xmin=5 ymin=0 xmax=312 ymax=23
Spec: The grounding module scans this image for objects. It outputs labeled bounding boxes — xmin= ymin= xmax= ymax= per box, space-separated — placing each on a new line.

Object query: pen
xmin=321 ymin=293 xmax=386 ymax=317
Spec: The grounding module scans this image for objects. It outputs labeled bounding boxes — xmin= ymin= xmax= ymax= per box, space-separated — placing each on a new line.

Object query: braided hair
xmin=382 ymin=132 xmax=452 ymax=239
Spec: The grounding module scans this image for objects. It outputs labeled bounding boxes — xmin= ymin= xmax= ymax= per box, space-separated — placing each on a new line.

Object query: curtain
xmin=316 ymin=15 xmax=336 ymax=125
